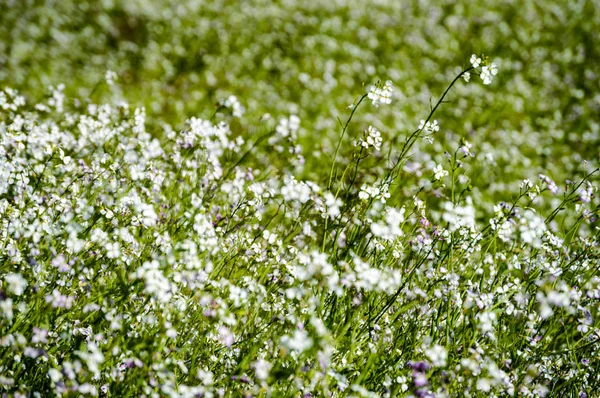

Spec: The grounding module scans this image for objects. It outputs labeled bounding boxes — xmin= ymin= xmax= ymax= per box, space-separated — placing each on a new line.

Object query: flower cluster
xmin=356 ymin=125 xmax=383 ymax=151
xmin=219 ymin=95 xmax=245 ymax=118
xmin=469 ymin=54 xmax=499 ymax=85
xmin=418 ymin=119 xmax=440 ymax=133
xmin=367 ymin=80 xmax=393 ymax=107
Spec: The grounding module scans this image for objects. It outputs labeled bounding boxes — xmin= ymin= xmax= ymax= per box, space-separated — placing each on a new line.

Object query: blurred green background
xmin=1 ymin=0 xmax=599 ymax=202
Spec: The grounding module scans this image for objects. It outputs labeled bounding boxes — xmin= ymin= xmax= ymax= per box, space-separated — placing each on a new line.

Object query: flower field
xmin=0 ymin=1 xmax=599 ymax=397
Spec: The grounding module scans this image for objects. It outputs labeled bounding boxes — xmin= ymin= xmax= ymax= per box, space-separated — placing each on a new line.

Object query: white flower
xmin=441 ymin=197 xmax=476 ymax=231
xmin=48 ymin=368 xmax=63 ymax=383
xmin=75 ymin=343 xmax=104 ymax=378
xmin=105 ymin=70 xmax=118 ymax=86
xmin=470 ymin=54 xmax=482 ymax=68
xmin=477 ymin=311 xmax=497 ymax=334
xmin=476 ymin=378 xmax=492 ymax=392
xmin=519 ymin=210 xmax=546 ymax=248
xmin=425 ymin=344 xmax=448 ymax=367
xmin=0 ymin=298 xmax=13 ymax=320
xmin=358 ymin=183 xmax=390 ymax=203
xmin=324 ymin=192 xmax=342 ymax=219
xmin=5 ymin=273 xmax=27 ymax=296
xmin=358 ymin=125 xmax=383 ymax=151
xmin=276 ymin=115 xmax=301 ymax=137
xmin=480 ymin=63 xmax=498 ymax=85
xmin=520 ymin=179 xmax=533 ymax=190
xmin=418 ymin=119 xmax=439 ymax=133
xmin=219 ymin=95 xmax=245 ymax=118
xmin=462 ymin=71 xmax=471 ymax=82
xmin=252 ymin=359 xmax=272 ymax=381
xmin=281 ymin=329 xmax=313 ymax=353
xmin=197 ymin=369 xmax=214 ymax=385
xmin=106 ymin=241 xmax=121 ymax=259
xmin=133 ymin=260 xmax=175 ymax=302
xmin=218 ymin=326 xmax=235 ymax=348
xmin=370 ymin=207 xmax=406 ymax=240
xmin=367 ymin=80 xmax=393 ymax=107
xmin=433 ymin=164 xmax=449 ymax=181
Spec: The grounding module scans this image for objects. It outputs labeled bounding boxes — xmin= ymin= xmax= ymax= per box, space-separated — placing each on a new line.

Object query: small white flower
xmin=476 ymin=378 xmax=492 ymax=392
xmin=418 ymin=119 xmax=440 ymax=133
xmin=520 ymin=179 xmax=533 ymax=190
xmin=425 ymin=344 xmax=448 ymax=367
xmin=462 ymin=71 xmax=471 ymax=82
xmin=433 ymin=164 xmax=449 ymax=181
xmin=219 ymin=95 xmax=245 ymax=118
xmin=48 ymin=368 xmax=63 ymax=383
xmin=106 ymin=241 xmax=121 ymax=259
xmin=4 ymin=273 xmax=27 ymax=296
xmin=105 ymin=70 xmax=118 ymax=86
xmin=480 ymin=63 xmax=498 ymax=85
xmin=252 ymin=359 xmax=272 ymax=381
xmin=324 ymin=192 xmax=342 ymax=219
xmin=197 ymin=368 xmax=214 ymax=385
xmin=358 ymin=125 xmax=383 ymax=151
xmin=470 ymin=54 xmax=482 ymax=68
xmin=218 ymin=326 xmax=235 ymax=348
xmin=281 ymin=329 xmax=313 ymax=353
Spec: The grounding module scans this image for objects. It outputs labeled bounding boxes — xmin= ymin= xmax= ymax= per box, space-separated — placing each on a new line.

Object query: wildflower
xmin=105 ymin=241 xmax=121 ymax=259
xmin=370 ymin=207 xmax=406 ymax=240
xmin=367 ymin=80 xmax=393 ymax=107
xmin=32 ymin=327 xmax=49 ymax=344
xmin=252 ymin=359 xmax=272 ymax=381
xmin=276 ymin=115 xmax=301 ymax=137
xmin=359 ymin=185 xmax=379 ymax=201
xmin=520 ymin=179 xmax=533 ymax=190
xmin=425 ymin=345 xmax=448 ymax=367
xmin=105 ymin=70 xmax=118 ymax=86
xmin=358 ymin=183 xmax=390 ymax=203
xmin=441 ymin=197 xmax=476 ymax=231
xmin=51 ymin=254 xmax=70 ymax=273
xmin=579 ymin=181 xmax=595 ymax=203
xmin=75 ymin=343 xmax=104 ymax=378
xmin=461 ymin=140 xmax=473 ymax=156
xmin=476 ymin=378 xmax=492 ymax=392
xmin=218 ymin=326 xmax=235 ymax=348
xmin=48 ymin=368 xmax=62 ymax=383
xmin=219 ymin=95 xmax=245 ymax=118
xmin=477 ymin=311 xmax=497 ymax=334
xmin=281 ymin=329 xmax=313 ymax=353
xmin=480 ymin=63 xmax=498 ymax=85
xmin=197 ymin=369 xmax=214 ymax=385
xmin=419 ymin=119 xmax=439 ymax=133
xmin=0 ymin=298 xmax=13 ymax=321
xmin=519 ymin=210 xmax=546 ymax=248
xmin=462 ymin=71 xmax=471 ymax=82
xmin=539 ymin=174 xmax=558 ymax=194
xmin=433 ymin=164 xmax=448 ymax=181
xmin=4 ymin=273 xmax=27 ymax=296
xmin=470 ymin=54 xmax=482 ymax=68
xmin=357 ymin=125 xmax=383 ymax=151
xmin=323 ymin=192 xmax=342 ymax=219
xmin=45 ymin=289 xmax=75 ymax=309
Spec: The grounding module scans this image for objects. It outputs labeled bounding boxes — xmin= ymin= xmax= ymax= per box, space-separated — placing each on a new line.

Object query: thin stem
xmin=386 ymin=67 xmax=473 ymax=183
xmin=328 ymin=94 xmax=368 ymax=191
xmin=323 ymin=93 xmax=368 ymax=252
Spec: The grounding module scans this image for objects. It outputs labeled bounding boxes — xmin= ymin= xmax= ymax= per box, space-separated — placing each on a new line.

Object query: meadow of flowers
xmin=1 ymin=1 xmax=599 ymax=397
